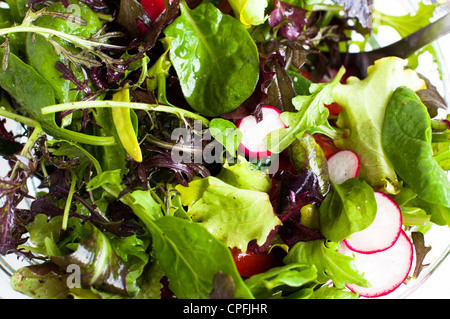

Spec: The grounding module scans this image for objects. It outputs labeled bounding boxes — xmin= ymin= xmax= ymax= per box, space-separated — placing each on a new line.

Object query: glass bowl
xmin=0 ymin=0 xmax=449 ymax=299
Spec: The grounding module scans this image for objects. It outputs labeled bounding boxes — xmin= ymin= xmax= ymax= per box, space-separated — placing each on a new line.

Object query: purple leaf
xmin=268 ymin=0 xmax=308 ymax=41
xmin=336 ymin=0 xmax=374 ymax=30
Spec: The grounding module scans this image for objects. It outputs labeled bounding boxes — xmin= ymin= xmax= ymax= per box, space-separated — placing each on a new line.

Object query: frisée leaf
xmin=175 ymin=176 xmax=281 ymax=251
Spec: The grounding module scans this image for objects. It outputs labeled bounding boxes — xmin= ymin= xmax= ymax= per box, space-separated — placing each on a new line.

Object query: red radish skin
xmin=327 ymin=150 xmax=360 ymax=184
xmin=340 ymin=230 xmax=413 ymax=298
xmin=344 ymin=191 xmax=402 ymax=254
xmin=237 ymin=106 xmax=287 ymax=159
xmin=140 ymin=0 xmax=166 ymax=21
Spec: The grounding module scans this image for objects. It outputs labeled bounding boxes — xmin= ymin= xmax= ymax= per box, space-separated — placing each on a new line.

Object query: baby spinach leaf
xmin=26 ymin=0 xmax=102 ymax=104
xmin=164 ymin=1 xmax=260 ymax=117
xmin=382 ymin=86 xmax=450 ymax=210
xmin=284 ymin=240 xmax=369 ymax=289
xmin=209 ymin=118 xmax=242 ymax=157
xmin=151 ymin=215 xmax=254 ymax=299
xmin=319 ymin=177 xmax=377 ymax=242
xmin=175 ymin=176 xmax=281 ymax=251
xmin=332 ymin=57 xmax=426 ymax=194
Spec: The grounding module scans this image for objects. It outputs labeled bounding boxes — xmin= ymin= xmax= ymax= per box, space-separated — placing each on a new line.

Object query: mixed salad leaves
xmin=0 ymin=0 xmax=448 ymax=299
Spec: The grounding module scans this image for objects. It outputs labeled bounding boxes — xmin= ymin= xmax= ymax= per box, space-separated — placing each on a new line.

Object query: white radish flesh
xmin=327 ymin=150 xmax=360 ymax=184
xmin=237 ymin=106 xmax=286 ymax=159
xmin=340 ymin=230 xmax=413 ymax=298
xmin=344 ymin=191 xmax=402 ymax=254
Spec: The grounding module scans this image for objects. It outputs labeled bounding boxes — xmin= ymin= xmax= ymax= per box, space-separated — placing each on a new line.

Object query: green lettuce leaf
xmin=151 ymin=216 xmax=254 ymax=299
xmin=332 ymin=57 xmax=426 ymax=194
xmin=283 ymin=240 xmax=369 ymax=289
xmin=265 ymin=67 xmax=345 ymax=154
xmin=163 ymin=2 xmax=260 ymax=117
xmin=244 ymin=263 xmax=317 ymax=299
xmin=319 ymin=178 xmax=377 ymax=242
xmin=175 ymin=176 xmax=281 ymax=251
xmin=228 ymin=0 xmax=268 ymax=27
xmin=382 ymin=86 xmax=450 ymax=213
xmin=216 ymin=156 xmax=272 ymax=193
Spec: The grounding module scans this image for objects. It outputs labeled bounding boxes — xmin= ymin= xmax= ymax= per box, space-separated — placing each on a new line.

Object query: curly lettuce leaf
xmin=283 ymin=240 xmax=369 ymax=289
xmin=175 ymin=176 xmax=281 ymax=251
xmin=216 ymin=156 xmax=272 ymax=193
xmin=332 ymin=57 xmax=426 ymax=194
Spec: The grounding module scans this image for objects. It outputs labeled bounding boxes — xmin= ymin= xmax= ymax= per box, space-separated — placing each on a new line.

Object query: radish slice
xmin=237 ymin=106 xmax=287 ymax=159
xmin=327 ymin=150 xmax=360 ymax=184
xmin=344 ymin=191 xmax=402 ymax=254
xmin=340 ymin=230 xmax=413 ymax=298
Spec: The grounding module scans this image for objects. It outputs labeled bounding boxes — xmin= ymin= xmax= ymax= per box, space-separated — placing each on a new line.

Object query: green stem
xmin=11 ymin=123 xmax=45 ymax=178
xmin=62 ymin=171 xmax=77 ymax=231
xmin=0 ymin=108 xmax=40 ymax=128
xmin=0 ymin=25 xmax=123 ymax=50
xmin=42 ymin=101 xmax=211 ymax=126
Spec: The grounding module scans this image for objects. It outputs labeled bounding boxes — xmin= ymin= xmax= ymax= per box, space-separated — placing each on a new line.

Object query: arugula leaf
xmin=175 ymin=176 xmax=281 ymax=251
xmin=284 ymin=240 xmax=369 ymax=289
xmin=163 ymin=1 xmax=260 ymax=117
xmin=319 ymin=178 xmax=377 ymax=242
xmin=265 ymin=67 xmax=345 ymax=154
xmin=332 ymin=57 xmax=426 ymax=194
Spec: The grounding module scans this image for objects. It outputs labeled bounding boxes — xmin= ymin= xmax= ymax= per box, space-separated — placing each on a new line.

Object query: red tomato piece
xmin=325 ymin=102 xmax=343 ymax=114
xmin=313 ymin=133 xmax=340 ymax=159
xmin=230 ymin=248 xmax=276 ymax=277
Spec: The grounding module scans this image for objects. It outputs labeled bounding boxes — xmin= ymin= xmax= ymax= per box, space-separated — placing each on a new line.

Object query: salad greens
xmin=332 ymin=57 xmax=426 ymax=194
xmin=0 ymin=0 xmax=448 ymax=300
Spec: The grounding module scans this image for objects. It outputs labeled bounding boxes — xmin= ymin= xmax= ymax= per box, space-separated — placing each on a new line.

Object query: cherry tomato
xmin=299 ymin=68 xmax=311 ymax=81
xmin=230 ymin=248 xmax=276 ymax=277
xmin=313 ymin=133 xmax=340 ymax=159
xmin=325 ymin=102 xmax=343 ymax=114
xmin=140 ymin=0 xmax=166 ymax=21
